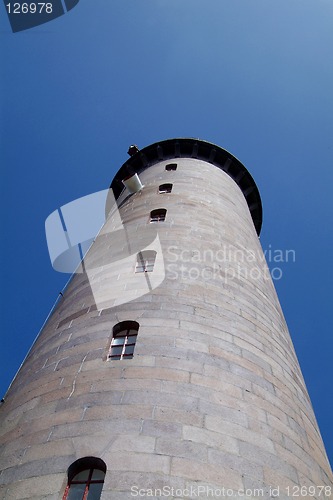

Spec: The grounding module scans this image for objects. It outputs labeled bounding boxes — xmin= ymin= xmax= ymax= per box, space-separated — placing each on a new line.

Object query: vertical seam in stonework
xmin=81 ymin=407 xmax=88 ymax=421
xmin=67 ymin=378 xmax=76 ymax=400
xmin=67 ymin=353 xmax=89 ymax=399
xmin=46 ymin=428 xmax=53 ymax=442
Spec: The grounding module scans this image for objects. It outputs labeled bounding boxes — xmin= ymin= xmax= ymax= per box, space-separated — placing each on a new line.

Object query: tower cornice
xmin=110 ymin=138 xmax=263 ymax=235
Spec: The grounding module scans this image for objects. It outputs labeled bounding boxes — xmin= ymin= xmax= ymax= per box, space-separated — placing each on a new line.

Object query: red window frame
xmin=63 ymin=466 xmax=105 ymax=500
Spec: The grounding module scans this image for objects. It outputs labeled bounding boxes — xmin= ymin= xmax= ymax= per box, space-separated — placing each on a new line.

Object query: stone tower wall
xmin=0 ymin=154 xmax=332 ymax=499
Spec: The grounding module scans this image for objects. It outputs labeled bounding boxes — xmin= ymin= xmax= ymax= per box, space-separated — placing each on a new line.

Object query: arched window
xmin=63 ymin=457 xmax=106 ymax=500
xmin=159 ymin=183 xmax=173 ymax=194
xmin=108 ymin=321 xmax=139 ymax=360
xmin=165 ymin=163 xmax=177 ymax=171
xmin=150 ymin=208 xmax=167 ymax=222
xmin=135 ymin=250 xmax=157 ymax=273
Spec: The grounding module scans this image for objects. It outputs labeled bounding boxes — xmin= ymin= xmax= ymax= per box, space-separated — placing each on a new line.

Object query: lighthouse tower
xmin=0 ymin=139 xmax=331 ymax=499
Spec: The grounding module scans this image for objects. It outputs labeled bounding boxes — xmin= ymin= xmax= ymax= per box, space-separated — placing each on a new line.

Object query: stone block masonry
xmin=0 ymin=139 xmax=331 ymax=499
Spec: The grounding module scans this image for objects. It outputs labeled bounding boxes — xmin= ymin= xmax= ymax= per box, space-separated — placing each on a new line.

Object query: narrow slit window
xmin=108 ymin=321 xmax=139 ymax=361
xmin=63 ymin=457 xmax=106 ymax=500
xmin=150 ymin=208 xmax=167 ymax=222
xmin=165 ymin=163 xmax=177 ymax=171
xmin=135 ymin=250 xmax=157 ymax=273
xmin=159 ymin=183 xmax=173 ymax=194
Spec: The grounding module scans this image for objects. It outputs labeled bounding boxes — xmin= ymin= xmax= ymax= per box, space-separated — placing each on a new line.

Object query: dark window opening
xmin=159 ymin=183 xmax=173 ymax=194
xmin=165 ymin=163 xmax=177 ymax=171
xmin=108 ymin=321 xmax=139 ymax=361
xmin=63 ymin=457 xmax=106 ymax=500
xmin=135 ymin=250 xmax=157 ymax=273
xmin=150 ymin=208 xmax=167 ymax=222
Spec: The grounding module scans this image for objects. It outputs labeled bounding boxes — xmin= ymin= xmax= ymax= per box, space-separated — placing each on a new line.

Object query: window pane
xmin=91 ymin=469 xmax=105 ymax=480
xmin=72 ymin=470 xmax=90 ymax=481
xmin=110 ymin=346 xmax=123 ymax=355
xmin=112 ymin=337 xmax=125 ymax=346
xmin=87 ymin=482 xmax=104 ymax=499
xmin=67 ymin=483 xmax=86 ymax=500
xmin=127 ymin=330 xmax=138 ymax=337
xmin=124 ymin=345 xmax=134 ymax=355
xmin=110 ymin=355 xmax=121 ymax=360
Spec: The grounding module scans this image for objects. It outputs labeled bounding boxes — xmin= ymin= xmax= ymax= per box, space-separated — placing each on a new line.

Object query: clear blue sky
xmin=1 ymin=0 xmax=332 ymax=466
